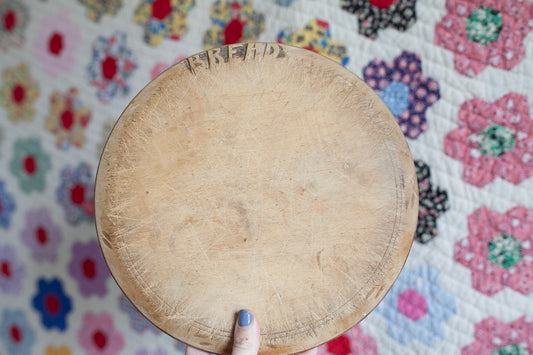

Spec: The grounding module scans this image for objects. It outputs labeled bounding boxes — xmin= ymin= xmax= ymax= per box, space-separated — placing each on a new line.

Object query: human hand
xmin=185 ymin=310 xmax=317 ymax=355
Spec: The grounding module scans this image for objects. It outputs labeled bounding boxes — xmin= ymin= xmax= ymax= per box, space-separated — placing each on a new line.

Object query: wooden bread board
xmin=95 ymin=43 xmax=418 ymax=355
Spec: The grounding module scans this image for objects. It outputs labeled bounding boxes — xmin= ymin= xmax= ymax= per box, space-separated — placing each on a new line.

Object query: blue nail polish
xmin=238 ymin=310 xmax=252 ymax=327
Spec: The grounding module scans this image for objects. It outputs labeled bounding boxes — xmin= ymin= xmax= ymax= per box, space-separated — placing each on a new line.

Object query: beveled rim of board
xmin=95 ymin=43 xmax=418 ymax=355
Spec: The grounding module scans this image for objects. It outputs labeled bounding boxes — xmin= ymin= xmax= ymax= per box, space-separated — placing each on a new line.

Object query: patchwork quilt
xmin=0 ymin=0 xmax=532 ymax=354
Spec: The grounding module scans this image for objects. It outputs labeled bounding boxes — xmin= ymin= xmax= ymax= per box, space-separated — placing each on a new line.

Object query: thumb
xmin=232 ymin=310 xmax=260 ymax=355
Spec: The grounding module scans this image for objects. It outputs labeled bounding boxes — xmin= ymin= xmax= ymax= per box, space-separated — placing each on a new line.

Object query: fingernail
xmin=238 ymin=309 xmax=252 ymax=327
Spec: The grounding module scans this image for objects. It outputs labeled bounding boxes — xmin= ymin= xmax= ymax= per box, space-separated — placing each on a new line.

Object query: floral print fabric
xmin=376 ymin=263 xmax=456 ymax=346
xmin=0 ymin=63 xmax=39 ymax=123
xmin=203 ymin=0 xmax=265 ymax=49
xmin=78 ymin=0 xmax=122 ymax=23
xmin=454 ymin=206 xmax=533 ymax=296
xmin=20 ymin=208 xmax=62 ymax=263
xmin=0 ymin=244 xmax=25 ymax=295
xmin=317 ymin=325 xmax=377 ymax=355
xmin=0 ymin=180 xmax=16 ymax=229
xmin=0 ymin=309 xmax=35 ymax=355
xmin=435 ymin=0 xmax=533 ymax=77
xmin=56 ymin=163 xmax=95 ymax=225
xmin=32 ymin=278 xmax=72 ymax=331
xmin=0 ymin=0 xmax=29 ymax=50
xmin=45 ymin=88 xmax=92 ymax=150
xmin=415 ymin=160 xmax=450 ymax=244
xmin=461 ymin=316 xmax=533 ymax=355
xmin=277 ymin=19 xmax=349 ymax=66
xmin=34 ymin=12 xmax=81 ymax=77
xmin=0 ymin=1 xmax=532 ymax=354
xmin=363 ymin=51 xmax=440 ymax=139
xmin=9 ymin=137 xmax=51 ymax=193
xmin=68 ymin=240 xmax=111 ymax=297
xmin=87 ymin=32 xmax=137 ymax=103
xmin=444 ymin=93 xmax=533 ymax=187
xmin=341 ymin=0 xmax=417 ymax=39
xmin=134 ymin=0 xmax=195 ymax=47
xmin=78 ymin=312 xmax=125 ymax=355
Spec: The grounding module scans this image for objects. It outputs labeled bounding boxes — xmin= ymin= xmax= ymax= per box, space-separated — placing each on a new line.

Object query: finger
xmin=232 ymin=309 xmax=260 ymax=355
xmin=185 ymin=345 xmax=211 ymax=355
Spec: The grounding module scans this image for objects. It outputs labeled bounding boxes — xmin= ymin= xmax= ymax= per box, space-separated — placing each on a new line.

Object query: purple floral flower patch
xmin=69 ymin=240 xmax=111 ymax=297
xmin=363 ymin=51 xmax=440 ymax=139
xmin=21 ymin=208 xmax=62 ymax=263
xmin=0 ymin=244 xmax=25 ymax=295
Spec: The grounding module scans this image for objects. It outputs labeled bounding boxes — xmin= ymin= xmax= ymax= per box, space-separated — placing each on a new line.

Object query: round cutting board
xmin=95 ymin=43 xmax=418 ymax=355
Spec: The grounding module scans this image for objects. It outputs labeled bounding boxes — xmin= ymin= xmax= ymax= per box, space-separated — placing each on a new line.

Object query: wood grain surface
xmin=95 ymin=43 xmax=418 ymax=355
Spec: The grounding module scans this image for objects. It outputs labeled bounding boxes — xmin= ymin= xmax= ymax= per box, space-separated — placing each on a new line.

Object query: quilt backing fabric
xmin=0 ymin=0 xmax=533 ymax=354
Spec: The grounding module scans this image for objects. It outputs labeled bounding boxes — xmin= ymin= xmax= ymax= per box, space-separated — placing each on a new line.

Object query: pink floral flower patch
xmin=444 ymin=93 xmax=533 ymax=187
xmin=455 ymin=206 xmax=533 ymax=296
xmin=150 ymin=56 xmax=186 ymax=80
xmin=461 ymin=316 xmax=533 ymax=354
xmin=435 ymin=0 xmax=533 ymax=77
xmin=34 ymin=11 xmax=80 ymax=77
xmin=318 ymin=324 xmax=377 ymax=355
xmin=78 ymin=312 xmax=124 ymax=355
